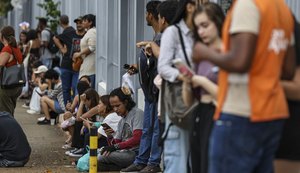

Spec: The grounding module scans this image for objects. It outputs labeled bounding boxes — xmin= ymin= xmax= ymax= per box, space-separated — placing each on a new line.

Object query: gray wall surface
xmin=4 ymin=0 xmax=300 ymax=104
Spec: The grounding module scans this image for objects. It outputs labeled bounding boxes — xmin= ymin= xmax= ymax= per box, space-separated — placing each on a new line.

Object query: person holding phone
xmin=181 ymin=3 xmax=224 ymax=173
xmin=192 ymin=0 xmax=295 ymax=173
xmin=97 ymin=87 xmax=143 ymax=172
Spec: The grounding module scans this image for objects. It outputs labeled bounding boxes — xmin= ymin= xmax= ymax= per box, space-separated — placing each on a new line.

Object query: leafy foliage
xmin=37 ymin=0 xmax=61 ymax=32
xmin=0 ymin=0 xmax=13 ymax=16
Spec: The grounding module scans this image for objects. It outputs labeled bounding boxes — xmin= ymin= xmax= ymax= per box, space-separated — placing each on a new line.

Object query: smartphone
xmin=101 ymin=123 xmax=112 ymax=130
xmin=172 ymin=59 xmax=195 ymax=78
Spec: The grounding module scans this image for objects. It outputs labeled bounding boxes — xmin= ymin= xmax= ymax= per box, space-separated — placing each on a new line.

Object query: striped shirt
xmin=48 ymin=82 xmax=65 ymax=112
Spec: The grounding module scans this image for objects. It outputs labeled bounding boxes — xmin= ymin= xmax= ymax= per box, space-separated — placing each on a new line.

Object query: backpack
xmin=159 ymin=25 xmax=199 ymax=131
xmin=138 ymin=50 xmax=159 ymax=102
xmin=45 ymin=29 xmax=59 ymax=54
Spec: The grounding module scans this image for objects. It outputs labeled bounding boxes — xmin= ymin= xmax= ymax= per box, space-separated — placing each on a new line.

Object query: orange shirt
xmin=215 ymin=0 xmax=294 ymax=122
xmin=1 ymin=46 xmax=23 ymax=67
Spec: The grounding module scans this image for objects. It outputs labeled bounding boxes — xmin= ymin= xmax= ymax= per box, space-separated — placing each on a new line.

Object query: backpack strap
xmin=174 ymin=24 xmax=191 ymax=68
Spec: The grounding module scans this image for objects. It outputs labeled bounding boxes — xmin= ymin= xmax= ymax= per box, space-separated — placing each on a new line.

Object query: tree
xmin=37 ymin=0 xmax=61 ymax=32
xmin=0 ymin=0 xmax=13 ymax=16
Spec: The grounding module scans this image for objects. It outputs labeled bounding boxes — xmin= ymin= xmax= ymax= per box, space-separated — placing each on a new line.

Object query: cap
xmin=34 ymin=65 xmax=48 ymax=74
xmin=74 ymin=16 xmax=83 ymax=23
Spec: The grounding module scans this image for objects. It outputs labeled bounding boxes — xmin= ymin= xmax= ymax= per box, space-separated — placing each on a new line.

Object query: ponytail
xmin=6 ymin=35 xmax=17 ymax=48
xmin=1 ymin=26 xmax=17 ymax=48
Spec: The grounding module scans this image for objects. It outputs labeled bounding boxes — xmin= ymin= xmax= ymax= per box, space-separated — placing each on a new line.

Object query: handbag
xmin=72 ymin=57 xmax=83 ymax=72
xmin=161 ymin=25 xmax=198 ymax=129
xmin=0 ymin=47 xmax=26 ymax=89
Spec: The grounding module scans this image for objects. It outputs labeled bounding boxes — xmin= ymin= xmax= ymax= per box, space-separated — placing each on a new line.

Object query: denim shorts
xmin=54 ymin=100 xmax=64 ymax=114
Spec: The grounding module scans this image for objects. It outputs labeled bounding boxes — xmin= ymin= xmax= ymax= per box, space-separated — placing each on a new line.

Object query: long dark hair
xmin=171 ymin=0 xmax=195 ymax=25
xmin=84 ymin=88 xmax=99 ymax=109
xmin=26 ymin=29 xmax=38 ymax=42
xmin=100 ymin=95 xmax=113 ymax=114
xmin=193 ymin=2 xmax=225 ymax=42
xmin=109 ymin=87 xmax=136 ymax=112
xmin=1 ymin=26 xmax=17 ymax=48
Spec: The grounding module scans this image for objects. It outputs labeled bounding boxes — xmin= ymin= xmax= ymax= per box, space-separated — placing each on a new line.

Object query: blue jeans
xmin=60 ymin=68 xmax=79 ymax=105
xmin=209 ymin=113 xmax=284 ymax=173
xmin=89 ymin=74 xmax=96 ymax=89
xmin=134 ymin=100 xmax=161 ymax=166
xmin=163 ymin=112 xmax=190 ymax=173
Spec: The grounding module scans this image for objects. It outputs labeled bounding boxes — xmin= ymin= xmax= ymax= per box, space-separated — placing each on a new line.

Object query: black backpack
xmin=45 ymin=29 xmax=59 ymax=54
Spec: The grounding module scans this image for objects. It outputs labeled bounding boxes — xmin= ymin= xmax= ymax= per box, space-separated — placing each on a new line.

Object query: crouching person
xmin=38 ymin=69 xmax=66 ymax=125
xmin=0 ymin=112 xmax=31 ymax=167
xmin=97 ymin=87 xmax=144 ymax=172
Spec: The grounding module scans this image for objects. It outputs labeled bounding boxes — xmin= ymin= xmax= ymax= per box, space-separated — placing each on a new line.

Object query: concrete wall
xmin=4 ymin=0 xmax=300 ymax=106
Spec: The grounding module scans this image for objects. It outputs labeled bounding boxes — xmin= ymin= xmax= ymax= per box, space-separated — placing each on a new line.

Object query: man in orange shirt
xmin=193 ymin=0 xmax=296 ymax=173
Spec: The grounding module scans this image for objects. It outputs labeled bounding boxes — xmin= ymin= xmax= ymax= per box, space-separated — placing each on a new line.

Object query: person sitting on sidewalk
xmin=97 ymin=87 xmax=144 ymax=172
xmin=61 ymin=80 xmax=91 ymax=148
xmin=27 ymin=65 xmax=48 ymax=115
xmin=38 ymin=69 xmax=66 ymax=125
xmin=0 ymin=111 xmax=31 ymax=167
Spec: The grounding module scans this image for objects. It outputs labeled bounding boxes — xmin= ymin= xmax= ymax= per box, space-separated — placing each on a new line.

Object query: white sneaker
xmin=37 ymin=116 xmax=45 ymax=121
xmin=62 ymin=144 xmax=72 ymax=150
xmin=27 ymin=109 xmax=39 ymax=114
xmin=22 ymin=103 xmax=30 ymax=109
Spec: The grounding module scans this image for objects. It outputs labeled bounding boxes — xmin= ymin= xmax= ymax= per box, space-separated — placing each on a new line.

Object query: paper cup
xmin=50 ymin=118 xmax=55 ymax=125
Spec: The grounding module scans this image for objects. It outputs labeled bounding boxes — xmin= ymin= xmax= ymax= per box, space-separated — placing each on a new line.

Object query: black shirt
xmin=56 ymin=26 xmax=84 ymax=70
xmin=0 ymin=112 xmax=31 ymax=161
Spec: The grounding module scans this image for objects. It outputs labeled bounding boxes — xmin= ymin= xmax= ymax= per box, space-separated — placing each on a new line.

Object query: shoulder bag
xmin=0 ymin=47 xmax=26 ymax=89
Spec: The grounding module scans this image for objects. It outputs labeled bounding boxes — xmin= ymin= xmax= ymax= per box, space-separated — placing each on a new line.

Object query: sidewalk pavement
xmin=0 ymin=100 xmax=117 ymax=173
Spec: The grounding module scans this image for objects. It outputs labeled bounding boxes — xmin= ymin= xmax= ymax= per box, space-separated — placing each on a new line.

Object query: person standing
xmin=192 ymin=0 xmax=296 ymax=173
xmin=37 ymin=18 xmax=55 ymax=69
xmin=157 ymin=0 xmax=196 ymax=172
xmin=122 ymin=1 xmax=179 ymax=173
xmin=121 ymin=1 xmax=162 ymax=173
xmin=53 ymin=15 xmax=85 ymax=105
xmin=73 ymin=14 xmax=96 ymax=88
xmin=182 ymin=3 xmax=224 ymax=173
xmin=0 ymin=26 xmax=23 ymax=116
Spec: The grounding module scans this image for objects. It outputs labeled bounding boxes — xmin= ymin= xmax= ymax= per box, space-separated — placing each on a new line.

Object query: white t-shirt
xmin=97 ymin=112 xmax=122 ymax=137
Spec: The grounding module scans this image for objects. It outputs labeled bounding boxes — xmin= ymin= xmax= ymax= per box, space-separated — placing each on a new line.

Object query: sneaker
xmin=140 ymin=165 xmax=162 ymax=173
xmin=37 ymin=118 xmax=50 ymax=125
xmin=62 ymin=144 xmax=73 ymax=150
xmin=120 ymin=163 xmax=146 ymax=173
xmin=27 ymin=109 xmax=40 ymax=115
xmin=65 ymin=148 xmax=78 ymax=155
xmin=68 ymin=148 xmax=85 ymax=157
xmin=37 ymin=116 xmax=46 ymax=121
xmin=22 ymin=103 xmax=30 ymax=109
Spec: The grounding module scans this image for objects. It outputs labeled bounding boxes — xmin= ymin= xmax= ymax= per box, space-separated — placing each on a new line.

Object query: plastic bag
xmin=76 ymin=147 xmax=90 ymax=172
